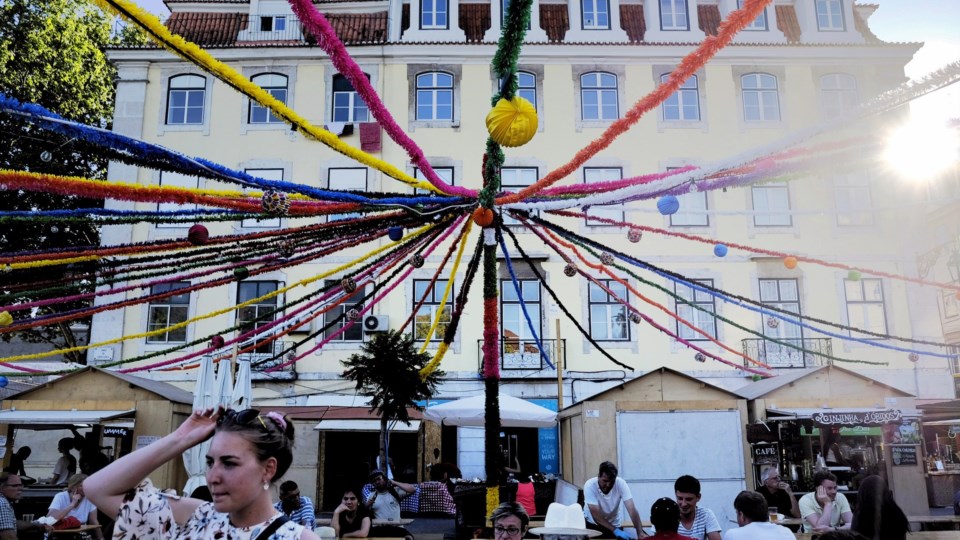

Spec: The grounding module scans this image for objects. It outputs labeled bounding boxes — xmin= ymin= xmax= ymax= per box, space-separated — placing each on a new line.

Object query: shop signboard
xmin=811 ymin=409 xmax=902 ymax=427
xmin=103 ymin=426 xmax=130 ymax=438
xmin=890 ymin=444 xmax=918 ymax=466
xmin=746 ymin=423 xmax=778 ymax=443
xmin=802 ymin=426 xmax=882 ymax=437
xmin=752 ymin=443 xmax=779 ymax=464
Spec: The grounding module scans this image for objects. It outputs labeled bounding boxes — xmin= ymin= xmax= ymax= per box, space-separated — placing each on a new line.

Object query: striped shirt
xmin=274 ymin=496 xmax=316 ymax=529
xmin=677 ymin=507 xmax=720 ymax=540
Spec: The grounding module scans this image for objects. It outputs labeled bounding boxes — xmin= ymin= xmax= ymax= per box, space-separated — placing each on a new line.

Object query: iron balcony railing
xmin=741 ymin=338 xmax=833 ymax=368
xmin=476 ymin=338 xmax=564 ymax=371
xmin=237 ymin=15 xmax=308 ymax=42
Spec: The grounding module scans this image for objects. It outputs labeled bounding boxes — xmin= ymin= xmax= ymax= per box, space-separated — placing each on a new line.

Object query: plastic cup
xmin=22 ymin=514 xmax=34 ymax=523
xmin=768 ymin=507 xmax=778 ymax=522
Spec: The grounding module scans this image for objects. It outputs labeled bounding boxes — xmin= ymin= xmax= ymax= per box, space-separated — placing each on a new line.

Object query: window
xmin=501 ymin=279 xmax=542 ymax=367
xmin=166 ymin=74 xmax=205 ymax=125
xmin=741 ymin=73 xmax=780 ymax=122
xmin=670 ymin=191 xmax=708 ymax=227
xmin=845 ymin=278 xmax=887 ymax=337
xmin=740 ymin=0 xmax=767 ymax=30
xmin=816 ymin=0 xmax=844 ymax=31
xmin=583 ymin=168 xmax=624 ymax=226
xmin=517 ymin=71 xmax=537 ymax=110
xmin=324 ymin=279 xmax=365 ymax=341
xmin=248 ymin=73 xmax=287 ymax=124
xmin=243 ymin=168 xmax=284 ymax=228
xmin=416 ymin=72 xmax=454 ymax=121
xmin=820 ymin=73 xmax=858 ymax=119
xmin=147 ymin=282 xmax=190 ymax=343
xmin=659 ymin=0 xmax=689 ymax=30
xmin=332 ymin=74 xmax=370 ymax=123
xmin=759 ymin=278 xmax=803 ymax=366
xmin=674 ymin=279 xmax=717 ymax=340
xmin=421 ymin=0 xmax=448 ymax=29
xmin=580 ymin=72 xmax=618 ymax=121
xmin=501 ymin=167 xmax=539 ymax=225
xmin=582 ymin=0 xmax=610 ymax=29
xmin=501 ymin=0 xmax=531 ymax=28
xmin=751 ymin=181 xmax=791 ymax=227
xmin=328 ymin=168 xmax=367 ymax=221
xmin=834 ymin=173 xmax=873 ymax=226
xmin=661 ymin=73 xmax=700 ymax=121
xmin=413 ymin=279 xmax=454 ymax=341
xmin=589 ymin=280 xmax=629 ymax=341
xmin=237 ymin=281 xmax=281 ymax=353
xmin=157 ymin=172 xmax=200 ymax=228
xmin=260 ymin=15 xmax=287 ymax=31
xmin=414 ymin=166 xmax=454 ymax=195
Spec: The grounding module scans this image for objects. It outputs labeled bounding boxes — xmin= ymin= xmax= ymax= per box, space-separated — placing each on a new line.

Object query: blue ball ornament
xmin=0 ymin=376 xmax=8 ymax=388
xmin=388 ymin=226 xmax=404 ymax=241
xmin=713 ymin=244 xmax=728 ymax=257
xmin=657 ymin=195 xmax=680 ymax=215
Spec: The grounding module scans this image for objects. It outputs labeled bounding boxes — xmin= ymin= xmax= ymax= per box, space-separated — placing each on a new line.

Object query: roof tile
xmin=852 ymin=7 xmax=881 ymax=43
xmin=620 ymin=4 xmax=644 ymax=43
xmin=327 ymin=12 xmax=388 ymax=43
xmin=775 ymin=5 xmax=801 ymax=43
xmin=460 ymin=3 xmax=491 ymax=43
xmin=697 ymin=4 xmax=720 ymax=36
xmin=539 ymin=4 xmax=568 ymax=43
xmin=166 ymin=12 xmax=248 ymax=46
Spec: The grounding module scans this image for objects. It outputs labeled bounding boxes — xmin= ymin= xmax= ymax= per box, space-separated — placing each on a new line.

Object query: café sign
xmin=812 ymin=409 xmax=902 ymax=427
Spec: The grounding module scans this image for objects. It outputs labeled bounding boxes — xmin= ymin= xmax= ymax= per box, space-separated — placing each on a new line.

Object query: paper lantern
xmin=233 ymin=266 xmax=250 ymax=280
xmin=388 ymin=226 xmax=404 ymax=241
xmin=695 ymin=353 xmax=706 ymax=363
xmin=411 ymin=254 xmax=425 ymax=268
xmin=0 ymin=376 xmax=8 ymax=388
xmin=847 ymin=270 xmax=861 ymax=281
xmin=341 ymin=277 xmax=357 ymax=293
xmin=0 ymin=311 xmax=12 ymax=327
xmin=279 ymin=241 xmax=295 ymax=259
xmin=784 ymin=256 xmax=798 ymax=269
xmin=908 ymin=353 xmax=920 ymax=363
xmin=346 ymin=308 xmax=360 ymax=321
xmin=627 ymin=229 xmax=642 ymax=243
xmin=563 ymin=264 xmax=577 ymax=277
xmin=187 ymin=224 xmax=209 ymax=246
xmin=472 ymin=207 xmax=495 ymax=227
xmin=713 ymin=244 xmax=728 ymax=257
xmin=629 ymin=312 xmax=642 ymax=324
xmin=261 ymin=190 xmax=290 ymax=215
xmin=210 ymin=335 xmax=225 ymax=348
xmin=657 ymin=195 xmax=680 ymax=215
xmin=600 ymin=252 xmax=614 ymax=265
xmin=485 ymin=96 xmax=538 ymax=147
xmin=766 ymin=316 xmax=779 ymax=329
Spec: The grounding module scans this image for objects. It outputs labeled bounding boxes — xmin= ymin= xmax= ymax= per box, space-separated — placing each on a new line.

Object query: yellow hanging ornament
xmin=0 ymin=311 xmax=12 ymax=327
xmin=485 ymin=96 xmax=538 ymax=147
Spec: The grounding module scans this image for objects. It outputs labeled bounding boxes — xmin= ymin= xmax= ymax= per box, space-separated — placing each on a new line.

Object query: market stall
xmin=917 ymin=400 xmax=960 ymax=507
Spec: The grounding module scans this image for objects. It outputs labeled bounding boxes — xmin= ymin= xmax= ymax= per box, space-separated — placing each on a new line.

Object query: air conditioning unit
xmin=363 ymin=314 xmax=389 ymax=333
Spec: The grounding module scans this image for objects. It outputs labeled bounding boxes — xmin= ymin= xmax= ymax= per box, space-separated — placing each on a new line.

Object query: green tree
xmin=342 ymin=330 xmax=444 ymax=474
xmin=0 ymin=0 xmax=143 ymax=363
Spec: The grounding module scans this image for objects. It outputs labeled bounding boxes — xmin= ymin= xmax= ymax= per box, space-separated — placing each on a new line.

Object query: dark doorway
xmin=321 ymin=430 xmax=419 ymax=511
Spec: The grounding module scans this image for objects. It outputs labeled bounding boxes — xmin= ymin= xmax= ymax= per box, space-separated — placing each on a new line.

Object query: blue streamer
xmin=496 ymin=232 xmax=554 ymax=369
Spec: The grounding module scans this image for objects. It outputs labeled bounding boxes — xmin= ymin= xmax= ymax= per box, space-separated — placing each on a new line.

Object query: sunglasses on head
xmin=217 ymin=408 xmax=268 ymax=430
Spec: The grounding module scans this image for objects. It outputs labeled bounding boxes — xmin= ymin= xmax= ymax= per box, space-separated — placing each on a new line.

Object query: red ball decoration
xmin=187 ymin=224 xmax=209 ymax=246
xmin=784 ymin=256 xmax=798 ymax=269
xmin=261 ymin=190 xmax=290 ymax=215
xmin=210 ymin=335 xmax=225 ymax=348
xmin=472 ymin=207 xmax=495 ymax=227
xmin=627 ymin=229 xmax=642 ymax=243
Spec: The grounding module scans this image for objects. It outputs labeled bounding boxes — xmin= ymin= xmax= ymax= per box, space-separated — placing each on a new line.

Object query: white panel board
xmin=458 ymin=426 xmax=486 ymax=480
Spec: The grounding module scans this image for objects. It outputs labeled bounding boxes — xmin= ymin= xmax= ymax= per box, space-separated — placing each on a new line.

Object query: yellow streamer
xmin=417 ymin=220 xmax=473 ymax=353
xmin=420 ymin=342 xmax=449 ymax=380
xmin=92 ymin=0 xmax=439 ymax=193
xmin=0 ymin=223 xmax=436 ymax=362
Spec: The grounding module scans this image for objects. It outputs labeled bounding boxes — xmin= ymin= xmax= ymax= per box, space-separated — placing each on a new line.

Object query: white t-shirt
xmin=48 ymin=491 xmax=96 ymax=522
xmin=678 ymin=507 xmax=721 ymax=540
xmin=369 ymin=490 xmax=401 ymax=521
xmin=582 ymin=476 xmax=633 ymax=527
xmin=722 ymin=521 xmax=794 ymax=540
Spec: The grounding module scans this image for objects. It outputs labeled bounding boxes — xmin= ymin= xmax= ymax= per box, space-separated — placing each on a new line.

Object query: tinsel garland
xmin=400 ymin=223 xmax=474 ymax=334
xmin=93 ymin=0 xmax=438 ymax=193
xmin=489 ymin=0 xmax=534 ymax=102
xmin=417 ymin=220 xmax=474 ymax=351
xmin=496 ymin=234 xmax=553 ymax=368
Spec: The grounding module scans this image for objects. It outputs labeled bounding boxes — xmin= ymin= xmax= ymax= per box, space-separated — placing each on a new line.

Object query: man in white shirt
xmin=674 ymin=475 xmax=721 ymax=540
xmin=722 ymin=491 xmax=793 ymax=540
xmin=582 ymin=461 xmax=648 ymax=539
xmin=798 ymin=471 xmax=852 ymax=533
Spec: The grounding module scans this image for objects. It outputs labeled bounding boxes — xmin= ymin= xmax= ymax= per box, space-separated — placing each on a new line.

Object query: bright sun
xmin=884 ymin=118 xmax=960 ymax=182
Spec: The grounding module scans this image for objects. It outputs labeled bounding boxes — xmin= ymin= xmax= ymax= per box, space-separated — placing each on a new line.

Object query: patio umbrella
xmin=231 ymin=358 xmax=252 ymax=409
xmin=214 ymin=358 xmax=234 ymax=409
xmin=183 ymin=356 xmax=216 ymax=496
xmin=423 ymin=394 xmax=556 ymax=428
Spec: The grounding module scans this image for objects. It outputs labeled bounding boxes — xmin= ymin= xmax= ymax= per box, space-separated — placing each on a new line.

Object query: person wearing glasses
xmin=755 ymin=467 xmax=799 ymax=518
xmin=332 ymin=488 xmax=370 ymax=538
xmin=274 ymin=481 xmax=316 ymax=529
xmin=0 ymin=472 xmax=49 ymax=540
xmin=46 ymin=473 xmax=103 ymax=540
xmin=84 ymin=407 xmax=321 ymax=540
xmin=490 ymin=502 xmax=529 ymax=540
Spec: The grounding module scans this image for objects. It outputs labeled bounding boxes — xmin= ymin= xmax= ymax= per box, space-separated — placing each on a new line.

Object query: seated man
xmin=799 ymin=471 xmax=852 ymax=533
xmin=755 ymin=467 xmax=799 ymax=518
xmin=722 ymin=491 xmax=793 ymax=539
xmin=362 ymin=470 xmax=416 ymax=521
xmin=273 ymin=480 xmax=316 ymax=529
xmin=418 ymin=466 xmax=456 ymax=517
xmin=674 ymin=475 xmax=720 ymax=540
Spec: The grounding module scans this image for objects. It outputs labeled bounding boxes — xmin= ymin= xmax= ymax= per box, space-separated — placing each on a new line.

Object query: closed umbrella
xmin=423 ymin=394 xmax=556 ymax=428
xmin=183 ymin=356 xmax=216 ymax=496
xmin=214 ymin=358 xmax=234 ymax=409
xmin=231 ymin=358 xmax=252 ymax=409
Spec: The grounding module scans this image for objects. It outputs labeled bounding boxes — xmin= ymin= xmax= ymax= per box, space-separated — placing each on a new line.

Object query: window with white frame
xmin=157 ymin=172 xmax=199 ymax=228
xmin=421 ymin=0 xmax=448 ymax=29
xmin=501 ymin=279 xmax=542 ymax=359
xmin=844 ymin=278 xmax=887 ymax=337
xmin=580 ymin=72 xmax=618 ymax=121
xmin=582 ymin=0 xmax=610 ymax=29
xmin=413 ymin=166 xmax=454 ymax=195
xmin=327 ymin=168 xmax=367 ymax=222
xmin=413 ymin=279 xmax=454 ymax=341
xmin=820 ymin=73 xmax=858 ymax=119
xmin=332 ymin=74 xmax=370 ymax=123
xmin=323 ymin=279 xmax=366 ymax=342
xmin=249 ymin=73 xmax=287 ymax=124
xmin=416 ymin=72 xmax=454 ymax=121
xmin=502 ymin=167 xmax=539 ymax=226
xmin=741 ymin=73 xmax=780 ymax=122
xmin=759 ymin=278 xmax=804 ymax=366
xmin=243 ymin=168 xmax=283 ymax=228
xmin=588 ymin=279 xmax=630 ymax=341
xmin=834 ymin=173 xmax=873 ymax=226
xmin=751 ymin=181 xmax=791 ymax=226
xmin=583 ymin=168 xmax=624 ymax=226
xmin=670 ymin=191 xmax=708 ymax=227
xmin=661 ymin=73 xmax=700 ymax=121
xmin=260 ymin=15 xmax=287 ymax=31
xmin=517 ymin=71 xmax=537 ymax=110
xmin=815 ymin=0 xmax=845 ymax=31
xmin=146 ymin=282 xmax=190 ymax=343
xmin=739 ymin=0 xmax=767 ymax=30
xmin=166 ymin=74 xmax=206 ymax=125
xmin=659 ymin=0 xmax=689 ymax=30
xmin=674 ymin=279 xmax=717 ymax=340
xmin=237 ymin=280 xmax=281 ymax=353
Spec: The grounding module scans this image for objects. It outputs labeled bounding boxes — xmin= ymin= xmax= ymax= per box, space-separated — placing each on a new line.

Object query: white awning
xmin=923 ymin=419 xmax=960 ymax=426
xmin=0 ymin=409 xmax=136 ymax=426
xmin=313 ymin=419 xmax=421 ymax=432
xmin=767 ymin=407 xmax=922 ymax=419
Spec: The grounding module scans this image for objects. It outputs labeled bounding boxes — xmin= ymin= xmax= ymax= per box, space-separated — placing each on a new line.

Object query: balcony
xmin=741 ymin=338 xmax=833 ymax=369
xmin=237 ymin=15 xmax=307 ymax=43
xmin=477 ymin=338 xmax=564 ymax=372
xmin=206 ymin=339 xmax=296 ymax=378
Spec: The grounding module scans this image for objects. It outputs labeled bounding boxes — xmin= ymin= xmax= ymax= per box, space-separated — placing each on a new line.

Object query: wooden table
xmin=523 ymin=520 xmax=652 ymax=529
xmin=796 ymin=533 xmax=960 ymax=539
xmin=317 ymin=518 xmax=414 ymax=526
xmin=49 ymin=525 xmax=101 ymax=536
xmin=908 ymin=515 xmax=960 ymax=531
